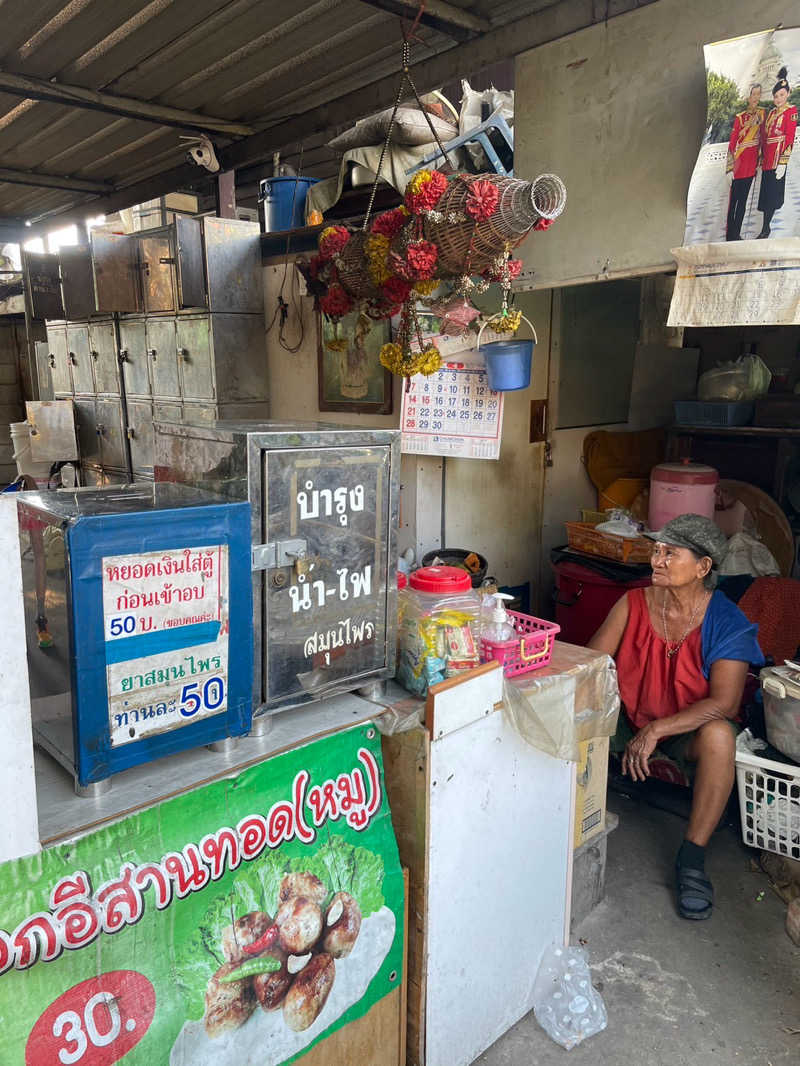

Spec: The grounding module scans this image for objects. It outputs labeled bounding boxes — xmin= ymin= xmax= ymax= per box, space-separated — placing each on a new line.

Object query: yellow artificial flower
xmin=487 ymin=309 xmax=522 ymax=335
xmin=413 ymin=278 xmax=440 ymax=296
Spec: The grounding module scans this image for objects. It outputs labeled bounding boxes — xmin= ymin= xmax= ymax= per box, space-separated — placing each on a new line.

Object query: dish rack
xmin=480 ymin=611 xmax=560 ymax=679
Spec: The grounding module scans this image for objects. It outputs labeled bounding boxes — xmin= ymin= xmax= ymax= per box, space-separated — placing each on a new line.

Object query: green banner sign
xmin=0 ymin=724 xmax=403 ymax=1066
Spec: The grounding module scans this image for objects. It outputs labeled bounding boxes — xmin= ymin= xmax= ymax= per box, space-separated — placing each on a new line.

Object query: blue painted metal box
xmin=18 ymin=483 xmax=252 ymax=791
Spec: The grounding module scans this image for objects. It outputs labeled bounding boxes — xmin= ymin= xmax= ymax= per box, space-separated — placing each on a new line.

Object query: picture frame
xmin=317 ymin=311 xmax=393 ymax=414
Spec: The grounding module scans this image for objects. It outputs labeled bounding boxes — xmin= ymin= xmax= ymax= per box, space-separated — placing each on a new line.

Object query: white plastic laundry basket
xmin=736 ymin=729 xmax=800 ymax=860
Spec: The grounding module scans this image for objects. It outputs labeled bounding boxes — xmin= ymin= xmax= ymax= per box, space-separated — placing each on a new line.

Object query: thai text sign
xmin=0 ymin=725 xmax=403 ymax=1065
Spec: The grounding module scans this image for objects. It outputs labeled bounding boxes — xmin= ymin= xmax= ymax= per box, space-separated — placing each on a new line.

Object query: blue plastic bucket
xmin=478 ymin=315 xmax=537 ymax=391
xmin=259 ymin=176 xmax=319 ymax=232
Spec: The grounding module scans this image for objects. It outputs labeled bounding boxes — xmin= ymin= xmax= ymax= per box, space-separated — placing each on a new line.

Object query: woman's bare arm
xmin=587 ymin=593 xmax=630 ymax=657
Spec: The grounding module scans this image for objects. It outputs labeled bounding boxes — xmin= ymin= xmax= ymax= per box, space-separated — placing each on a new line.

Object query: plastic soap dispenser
xmin=482 ymin=592 xmax=516 ymax=642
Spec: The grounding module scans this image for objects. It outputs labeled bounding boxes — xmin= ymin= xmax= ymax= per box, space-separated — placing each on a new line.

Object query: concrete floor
xmin=476 ymin=794 xmax=800 ymax=1066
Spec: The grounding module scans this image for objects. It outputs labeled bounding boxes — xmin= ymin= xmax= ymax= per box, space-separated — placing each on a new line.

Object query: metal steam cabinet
xmin=18 ymin=484 xmax=253 ymax=793
xmin=154 ymin=421 xmax=400 ymax=720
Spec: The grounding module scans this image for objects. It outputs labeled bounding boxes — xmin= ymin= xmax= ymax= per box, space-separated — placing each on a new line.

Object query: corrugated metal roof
xmin=0 ymin=0 xmax=652 ymax=232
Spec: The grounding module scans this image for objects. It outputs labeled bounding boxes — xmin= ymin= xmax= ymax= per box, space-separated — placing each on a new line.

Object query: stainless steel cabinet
xmin=88 ymin=319 xmax=118 ymax=394
xmin=139 ymin=235 xmax=175 ymax=312
xmin=146 ymin=317 xmax=180 ymax=399
xmin=211 ymin=314 xmax=265 ymax=403
xmin=127 ymin=400 xmax=155 ymax=473
xmin=47 ymin=326 xmax=73 ymax=396
xmin=60 ymin=246 xmax=95 ymax=319
xmin=204 ymin=217 xmax=262 ymax=313
xmin=119 ymin=319 xmax=149 ymax=398
xmin=67 ymin=324 xmax=94 ymax=395
xmin=73 ymin=398 xmax=100 ymax=464
xmin=176 ymin=316 xmax=214 ymax=400
xmin=96 ymin=398 xmax=126 ymax=470
xmin=91 ymin=233 xmax=141 ymax=313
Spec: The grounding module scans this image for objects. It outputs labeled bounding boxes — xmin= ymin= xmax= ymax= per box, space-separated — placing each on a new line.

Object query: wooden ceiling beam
xmin=0 ymin=166 xmax=111 ymax=194
xmin=356 ymin=0 xmax=490 ymax=41
xmin=0 ymin=70 xmax=256 ymax=137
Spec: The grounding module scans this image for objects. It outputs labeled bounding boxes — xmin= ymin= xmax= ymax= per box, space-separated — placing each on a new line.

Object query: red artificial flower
xmin=370 ymin=207 xmax=410 ymax=239
xmin=533 ymin=217 xmax=554 ymax=231
xmin=319 ymin=284 xmax=353 ymax=318
xmin=507 ymin=258 xmax=523 ymax=278
xmin=318 ymin=225 xmax=351 ymax=260
xmin=308 ymin=254 xmax=324 ymax=280
xmin=382 ymin=276 xmax=412 ymax=304
xmin=405 ymin=240 xmax=438 ymax=280
xmin=405 ymin=169 xmax=448 ymax=214
xmin=465 ymin=179 xmax=499 ymax=221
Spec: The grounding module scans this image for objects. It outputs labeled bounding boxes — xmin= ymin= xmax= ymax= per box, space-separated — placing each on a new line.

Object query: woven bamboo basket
xmin=423 ymin=173 xmax=566 ymax=276
xmin=333 ymin=231 xmax=382 ymax=299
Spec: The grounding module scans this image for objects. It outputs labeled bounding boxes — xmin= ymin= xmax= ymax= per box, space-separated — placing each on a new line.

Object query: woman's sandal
xmin=676 ymin=865 xmax=714 ymax=920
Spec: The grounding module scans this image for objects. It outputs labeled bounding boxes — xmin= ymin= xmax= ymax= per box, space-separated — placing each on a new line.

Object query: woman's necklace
xmin=661 ymin=590 xmax=707 ymax=659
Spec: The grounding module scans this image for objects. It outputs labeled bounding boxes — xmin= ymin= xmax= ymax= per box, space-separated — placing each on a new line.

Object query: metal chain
xmin=362 ymin=41 xmax=410 ymax=231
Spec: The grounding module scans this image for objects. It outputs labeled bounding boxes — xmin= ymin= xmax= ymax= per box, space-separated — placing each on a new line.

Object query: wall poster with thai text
xmin=0 ymin=725 xmax=403 ymax=1065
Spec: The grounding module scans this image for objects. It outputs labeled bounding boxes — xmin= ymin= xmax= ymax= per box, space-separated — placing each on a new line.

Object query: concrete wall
xmin=514 ymin=0 xmax=790 ymax=289
xmin=264 ymin=262 xmax=551 ymax=593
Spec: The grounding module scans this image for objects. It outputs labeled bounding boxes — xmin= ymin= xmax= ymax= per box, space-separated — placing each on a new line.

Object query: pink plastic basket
xmin=480 ymin=610 xmax=560 ymax=679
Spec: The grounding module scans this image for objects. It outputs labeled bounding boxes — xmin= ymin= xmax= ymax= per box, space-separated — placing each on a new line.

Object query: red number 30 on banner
xmin=26 ymin=971 xmax=155 ymax=1065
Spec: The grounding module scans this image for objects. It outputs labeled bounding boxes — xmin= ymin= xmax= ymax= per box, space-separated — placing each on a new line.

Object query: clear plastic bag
xmin=533 ymin=944 xmax=607 ymax=1050
xmin=697 ymin=354 xmax=771 ymax=402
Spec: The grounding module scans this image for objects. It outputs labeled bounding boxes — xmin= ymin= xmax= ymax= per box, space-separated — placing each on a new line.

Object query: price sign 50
xmin=26 ymin=971 xmax=155 ymax=1066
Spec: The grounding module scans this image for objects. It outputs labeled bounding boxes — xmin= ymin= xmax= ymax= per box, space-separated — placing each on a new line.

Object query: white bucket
xmin=10 ymin=422 xmax=51 ymax=486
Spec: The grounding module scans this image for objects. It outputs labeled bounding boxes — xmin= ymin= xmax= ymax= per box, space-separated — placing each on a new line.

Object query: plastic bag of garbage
xmin=532 ymin=944 xmax=607 ymax=1050
xmin=697 ymin=354 xmax=771 ymax=402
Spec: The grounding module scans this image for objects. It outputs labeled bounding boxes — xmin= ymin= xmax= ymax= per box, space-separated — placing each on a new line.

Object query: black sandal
xmin=676 ymin=865 xmax=714 ymax=920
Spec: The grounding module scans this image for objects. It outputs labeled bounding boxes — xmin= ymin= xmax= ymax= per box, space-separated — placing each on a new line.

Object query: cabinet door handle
xmin=69 ymin=351 xmax=77 ymax=365
xmin=178 ymin=347 xmax=189 ymax=362
xmin=148 ymin=348 xmax=157 ymax=361
xmin=90 ymin=349 xmax=99 ymax=360
xmin=119 ymin=349 xmax=129 ymax=363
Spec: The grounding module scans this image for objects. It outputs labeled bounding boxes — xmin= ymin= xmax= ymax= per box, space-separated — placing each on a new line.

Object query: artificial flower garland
xmin=405 ymin=169 xmax=447 ymax=215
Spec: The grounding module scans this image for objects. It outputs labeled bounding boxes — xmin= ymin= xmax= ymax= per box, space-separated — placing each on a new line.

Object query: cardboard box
xmin=573 ymin=735 xmax=609 ymax=849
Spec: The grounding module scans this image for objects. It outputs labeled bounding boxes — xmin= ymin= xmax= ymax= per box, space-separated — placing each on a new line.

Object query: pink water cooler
xmin=648 ymin=461 xmax=719 ymax=530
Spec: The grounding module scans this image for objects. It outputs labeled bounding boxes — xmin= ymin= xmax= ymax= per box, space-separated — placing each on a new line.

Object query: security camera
xmin=180 ymin=134 xmax=220 ymax=173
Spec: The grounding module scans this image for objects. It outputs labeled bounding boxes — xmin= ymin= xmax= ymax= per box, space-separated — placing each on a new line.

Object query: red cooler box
xmin=551 ymin=548 xmax=651 ymax=646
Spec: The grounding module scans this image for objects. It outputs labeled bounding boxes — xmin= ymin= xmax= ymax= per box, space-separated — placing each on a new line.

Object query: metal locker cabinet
xmin=139 ymin=234 xmax=175 ymax=312
xmin=176 ymin=315 xmax=214 ymax=400
xmin=146 ymin=317 xmax=180 ymax=399
xmin=211 ymin=314 xmax=267 ymax=404
xmin=88 ymin=319 xmax=119 ymax=394
xmin=35 ymin=341 xmax=54 ymax=400
xmin=74 ymin=398 xmax=101 ymax=465
xmin=67 ymin=323 xmax=95 ymax=395
xmin=25 ymin=251 xmax=64 ymax=320
xmin=154 ymin=401 xmax=183 ymax=427
xmin=91 ymin=232 xmax=141 ymax=312
xmin=127 ymin=400 xmax=155 ymax=474
xmin=203 ymin=217 xmax=263 ymax=313
xmin=60 ymin=246 xmax=95 ymax=319
xmin=119 ymin=318 xmax=150 ymax=398
xmin=175 ymin=216 xmax=206 ymax=308
xmin=46 ymin=325 xmax=73 ymax=396
xmin=95 ymin=398 xmax=126 ymax=471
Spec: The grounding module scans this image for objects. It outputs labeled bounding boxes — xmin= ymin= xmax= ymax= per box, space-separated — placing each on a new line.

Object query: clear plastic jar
xmin=396 ymin=565 xmax=481 ymax=696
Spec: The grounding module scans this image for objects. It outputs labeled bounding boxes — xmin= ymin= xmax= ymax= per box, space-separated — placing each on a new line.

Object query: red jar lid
xmin=651 ymin=461 xmax=718 ymax=485
xmin=397 ymin=571 xmax=408 ymax=590
xmin=409 ymin=565 xmax=471 ymax=594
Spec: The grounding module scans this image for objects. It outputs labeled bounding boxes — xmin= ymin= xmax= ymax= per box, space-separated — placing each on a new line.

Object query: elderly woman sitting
xmin=589 ymin=515 xmax=763 ymax=920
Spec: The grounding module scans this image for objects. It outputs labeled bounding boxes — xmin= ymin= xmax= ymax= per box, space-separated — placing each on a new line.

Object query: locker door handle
xmin=119 ymin=349 xmax=129 ymax=363
xmin=90 ymin=349 xmax=99 ymax=360
xmin=148 ymin=348 xmax=157 ymax=361
xmin=177 ymin=347 xmax=189 ymax=362
xmin=69 ymin=351 xmax=77 ymax=365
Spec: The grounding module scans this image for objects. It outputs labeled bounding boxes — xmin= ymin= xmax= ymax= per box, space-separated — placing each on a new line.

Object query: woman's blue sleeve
xmin=700 ymin=590 xmax=765 ymax=678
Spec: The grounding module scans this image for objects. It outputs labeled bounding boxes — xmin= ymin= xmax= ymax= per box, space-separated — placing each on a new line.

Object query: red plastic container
xmin=480 ymin=611 xmax=560 ymax=678
xmin=552 ymin=558 xmax=650 ymax=646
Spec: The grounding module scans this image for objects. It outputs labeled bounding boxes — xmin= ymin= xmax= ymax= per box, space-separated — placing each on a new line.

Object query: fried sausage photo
xmin=221 ymin=911 xmax=273 ymax=963
xmin=203 ymin=962 xmax=257 ymax=1039
xmin=278 ymin=871 xmax=328 ymax=907
xmin=282 ymin=953 xmax=336 ymax=1032
xmin=322 ymin=891 xmax=362 ymax=958
xmin=275 ymin=895 xmax=323 ymax=955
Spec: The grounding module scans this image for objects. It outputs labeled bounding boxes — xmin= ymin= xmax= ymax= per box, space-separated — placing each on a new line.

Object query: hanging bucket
xmin=258 ymin=176 xmax=319 ymax=233
xmin=478 ymin=315 xmax=537 ymax=392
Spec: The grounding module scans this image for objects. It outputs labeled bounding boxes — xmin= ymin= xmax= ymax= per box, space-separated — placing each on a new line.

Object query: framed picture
xmin=317 ymin=311 xmax=393 ymax=414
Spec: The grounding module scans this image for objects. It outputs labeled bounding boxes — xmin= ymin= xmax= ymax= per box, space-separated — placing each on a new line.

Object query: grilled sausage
xmin=204 ymin=962 xmax=257 ymax=1038
xmin=282 ymin=953 xmax=335 ymax=1032
xmin=221 ymin=911 xmax=273 ymax=963
xmin=322 ymin=891 xmax=362 ymax=959
xmin=275 ymin=895 xmax=323 ymax=955
xmin=278 ymin=872 xmax=327 ymax=907
xmin=252 ymin=946 xmax=292 ymax=1011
